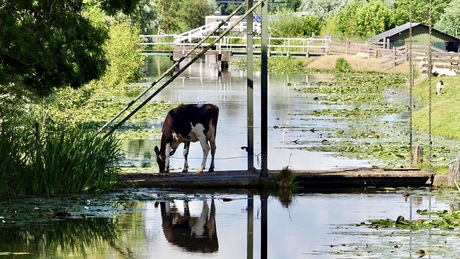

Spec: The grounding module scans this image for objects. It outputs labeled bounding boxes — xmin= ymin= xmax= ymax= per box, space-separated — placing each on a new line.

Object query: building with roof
xmin=369 ymin=22 xmax=460 ymax=52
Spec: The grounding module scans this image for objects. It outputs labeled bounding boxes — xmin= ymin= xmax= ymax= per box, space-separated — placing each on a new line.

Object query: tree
xmin=435 ymin=0 xmax=460 ymax=37
xmin=336 ymin=0 xmax=362 ymax=37
xmin=153 ymin=0 xmax=182 ymax=33
xmin=355 ymin=0 xmax=394 ymax=37
xmin=392 ymin=0 xmax=451 ymax=26
xmin=270 ymin=10 xmax=322 ymax=38
xmin=0 ymin=0 xmax=141 ymax=98
xmin=178 ymin=0 xmax=216 ymax=31
xmin=336 ymin=0 xmax=394 ymax=38
xmin=300 ymin=0 xmax=351 ymax=20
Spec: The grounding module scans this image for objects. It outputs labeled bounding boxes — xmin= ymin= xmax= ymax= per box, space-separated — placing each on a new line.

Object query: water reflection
xmin=2 ymin=188 xmax=460 ymax=258
xmin=156 ymin=198 xmax=218 ymax=253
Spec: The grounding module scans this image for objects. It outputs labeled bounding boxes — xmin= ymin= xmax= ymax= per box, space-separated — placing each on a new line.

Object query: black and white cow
xmin=154 ymin=104 xmax=219 ymax=173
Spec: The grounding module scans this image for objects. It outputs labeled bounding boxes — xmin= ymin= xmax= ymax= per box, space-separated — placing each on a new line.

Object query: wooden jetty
xmin=118 ymin=168 xmax=434 ymax=189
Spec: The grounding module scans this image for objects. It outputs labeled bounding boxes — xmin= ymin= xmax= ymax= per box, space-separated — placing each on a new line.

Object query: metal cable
xmin=428 ymin=0 xmax=433 ymax=170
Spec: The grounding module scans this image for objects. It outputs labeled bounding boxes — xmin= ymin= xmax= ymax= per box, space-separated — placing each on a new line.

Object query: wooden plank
xmin=118 ymin=168 xmax=434 ymax=188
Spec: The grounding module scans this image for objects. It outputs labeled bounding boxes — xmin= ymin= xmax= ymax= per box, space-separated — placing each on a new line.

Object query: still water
xmin=1 ymin=188 xmax=458 ymax=258
xmin=123 ymin=56 xmax=371 ymax=173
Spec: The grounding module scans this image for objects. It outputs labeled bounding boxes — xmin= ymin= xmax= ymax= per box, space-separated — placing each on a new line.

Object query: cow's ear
xmin=154 ymin=146 xmax=160 ymax=155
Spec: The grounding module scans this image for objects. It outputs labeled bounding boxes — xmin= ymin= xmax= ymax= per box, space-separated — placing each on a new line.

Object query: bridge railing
xmin=173 ymin=21 xmax=262 ymax=44
xmin=140 ymin=34 xmax=332 ymax=56
xmin=174 ymin=35 xmax=332 ymax=55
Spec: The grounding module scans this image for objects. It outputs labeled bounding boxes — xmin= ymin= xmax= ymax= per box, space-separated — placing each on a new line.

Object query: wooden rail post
xmin=448 ymin=153 xmax=460 ymax=188
xmin=412 ymin=145 xmax=423 ymax=165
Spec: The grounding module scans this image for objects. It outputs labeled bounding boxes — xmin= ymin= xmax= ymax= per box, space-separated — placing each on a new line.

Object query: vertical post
xmin=261 ymin=192 xmax=268 ymax=259
xmin=247 ymin=193 xmax=254 ymax=259
xmin=260 ymin=0 xmax=268 ymax=177
xmin=247 ymin=0 xmax=255 ymax=171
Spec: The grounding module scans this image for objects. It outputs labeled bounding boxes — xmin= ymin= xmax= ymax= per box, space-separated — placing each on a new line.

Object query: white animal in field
xmin=432 ymin=65 xmax=457 ymax=77
xmin=355 ymin=52 xmax=370 ymax=59
xmin=436 ymin=80 xmax=444 ymax=95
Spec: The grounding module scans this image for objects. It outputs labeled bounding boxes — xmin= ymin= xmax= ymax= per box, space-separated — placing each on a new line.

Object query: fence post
xmin=448 ymin=153 xmax=460 ymax=189
xmin=412 ymin=145 xmax=423 ymax=165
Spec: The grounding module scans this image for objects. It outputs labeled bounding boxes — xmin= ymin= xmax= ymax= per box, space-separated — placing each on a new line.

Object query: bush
xmin=334 ymin=57 xmax=353 ymax=72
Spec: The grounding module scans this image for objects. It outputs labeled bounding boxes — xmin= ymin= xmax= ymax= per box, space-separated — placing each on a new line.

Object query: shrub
xmin=334 ymin=57 xmax=353 ymax=72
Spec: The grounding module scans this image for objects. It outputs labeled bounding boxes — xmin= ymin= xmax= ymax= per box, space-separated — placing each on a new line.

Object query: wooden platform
xmin=118 ymin=168 xmax=434 ymax=189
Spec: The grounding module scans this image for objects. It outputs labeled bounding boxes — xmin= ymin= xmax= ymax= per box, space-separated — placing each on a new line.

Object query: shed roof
xmin=369 ymin=22 xmax=459 ymax=42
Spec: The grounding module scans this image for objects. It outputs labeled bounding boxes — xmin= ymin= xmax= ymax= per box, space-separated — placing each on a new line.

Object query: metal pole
xmin=260 ymin=0 xmax=268 ymax=177
xmin=247 ymin=0 xmax=255 ymax=171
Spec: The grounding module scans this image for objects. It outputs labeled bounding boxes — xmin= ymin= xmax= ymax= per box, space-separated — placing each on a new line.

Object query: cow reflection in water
xmin=157 ymin=198 xmax=218 ymax=253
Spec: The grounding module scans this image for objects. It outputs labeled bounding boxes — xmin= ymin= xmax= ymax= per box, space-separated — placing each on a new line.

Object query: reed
xmin=0 ymin=122 xmax=121 ymax=197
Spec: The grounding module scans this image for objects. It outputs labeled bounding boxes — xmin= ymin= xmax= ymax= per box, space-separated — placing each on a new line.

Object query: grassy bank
xmin=412 ymin=75 xmax=460 ymax=140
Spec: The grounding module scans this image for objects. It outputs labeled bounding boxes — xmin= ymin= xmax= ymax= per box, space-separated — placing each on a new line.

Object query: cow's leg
xmin=209 ymin=138 xmax=216 ymax=172
xmin=197 ymin=135 xmax=210 ymax=174
xmin=182 ymin=142 xmax=190 ymax=172
xmin=164 ymin=143 xmax=172 ymax=173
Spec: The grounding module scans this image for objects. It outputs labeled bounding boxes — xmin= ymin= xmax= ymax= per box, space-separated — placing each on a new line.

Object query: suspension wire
xmin=96 ymin=1 xmax=251 ymax=135
xmin=101 ymin=0 xmax=265 ymax=139
xmin=409 ymin=0 xmax=413 ymax=166
xmin=428 ymin=0 xmax=433 ymax=170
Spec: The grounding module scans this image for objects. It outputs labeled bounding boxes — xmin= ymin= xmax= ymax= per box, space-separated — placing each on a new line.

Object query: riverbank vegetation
xmin=2 ymin=0 xmax=459 ymax=197
xmin=0 ymin=1 xmax=149 ymax=197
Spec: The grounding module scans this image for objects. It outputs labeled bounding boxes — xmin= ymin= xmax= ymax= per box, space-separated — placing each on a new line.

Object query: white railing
xmin=173 ymin=21 xmax=262 ymax=44
xmin=140 ymin=34 xmax=332 ymax=55
xmin=176 ymin=35 xmax=332 ymax=54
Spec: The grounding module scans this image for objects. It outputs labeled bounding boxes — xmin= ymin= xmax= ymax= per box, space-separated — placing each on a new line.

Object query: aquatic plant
xmin=364 ymin=209 xmax=460 ymax=230
xmin=272 ymin=166 xmax=297 ymax=207
xmin=0 ymin=121 xmax=120 ymax=198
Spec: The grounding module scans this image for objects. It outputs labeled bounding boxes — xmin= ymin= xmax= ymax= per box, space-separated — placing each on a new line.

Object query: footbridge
xmin=140 ymin=34 xmax=332 ymax=59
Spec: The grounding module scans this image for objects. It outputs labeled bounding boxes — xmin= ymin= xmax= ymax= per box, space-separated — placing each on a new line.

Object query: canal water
xmin=2 ymin=57 xmax=460 ymax=258
xmin=122 ymin=56 xmax=372 ymax=173
xmin=1 ymin=188 xmax=459 ymax=258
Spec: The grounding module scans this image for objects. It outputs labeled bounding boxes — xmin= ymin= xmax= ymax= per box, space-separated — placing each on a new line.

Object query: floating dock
xmin=119 ymin=168 xmax=435 ymax=189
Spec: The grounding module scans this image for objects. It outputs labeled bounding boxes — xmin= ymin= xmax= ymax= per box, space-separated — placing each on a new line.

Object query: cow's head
xmin=154 ymin=146 xmax=166 ymax=173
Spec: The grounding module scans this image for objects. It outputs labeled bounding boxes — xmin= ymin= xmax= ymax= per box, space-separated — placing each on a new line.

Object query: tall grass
xmin=0 ymin=122 xmax=120 ymax=198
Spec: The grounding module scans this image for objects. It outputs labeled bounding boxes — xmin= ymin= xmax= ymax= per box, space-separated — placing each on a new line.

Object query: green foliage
xmin=0 ymin=121 xmax=120 ymax=197
xmin=435 ymin=0 xmax=460 ymax=36
xmin=0 ymin=0 xmax=142 ymax=98
xmin=0 ymin=82 xmax=37 ymax=120
xmin=336 ymin=0 xmax=394 ymax=38
xmin=238 ymin=57 xmax=312 ymax=73
xmin=336 ymin=0 xmax=362 ymax=37
xmin=270 ymin=11 xmax=322 ymax=38
xmin=300 ymin=0 xmax=350 ymax=20
xmin=154 ymin=0 xmax=215 ymax=33
xmin=334 ymin=57 xmax=353 ymax=72
xmin=101 ymin=19 xmax=145 ymax=88
xmin=392 ymin=0 xmax=451 ymax=26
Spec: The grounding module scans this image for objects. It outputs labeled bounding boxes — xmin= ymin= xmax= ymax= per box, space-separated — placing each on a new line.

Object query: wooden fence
xmin=329 ymin=41 xmax=460 ymax=72
xmin=328 ymin=41 xmax=382 ymax=57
